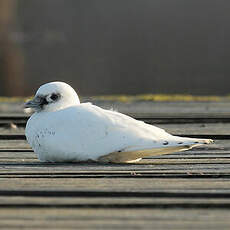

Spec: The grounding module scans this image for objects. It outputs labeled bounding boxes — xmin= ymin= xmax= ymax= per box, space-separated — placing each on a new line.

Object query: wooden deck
xmin=0 ymin=101 xmax=230 ymax=229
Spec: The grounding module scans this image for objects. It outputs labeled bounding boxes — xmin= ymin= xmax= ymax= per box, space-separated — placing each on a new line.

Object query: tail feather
xmin=98 ymin=138 xmax=214 ymax=163
xmin=178 ymin=137 xmax=213 ymax=145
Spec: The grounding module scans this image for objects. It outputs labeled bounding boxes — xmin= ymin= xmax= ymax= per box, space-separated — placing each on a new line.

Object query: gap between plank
xmin=0 ymin=190 xmax=230 ymax=199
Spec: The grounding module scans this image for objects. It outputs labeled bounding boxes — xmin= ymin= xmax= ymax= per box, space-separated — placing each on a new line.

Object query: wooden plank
xmin=1 ymin=161 xmax=230 ymax=174
xmin=0 ymin=208 xmax=229 ymax=229
xmin=0 ymin=178 xmax=230 ymax=192
xmin=0 ymin=162 xmax=229 ymax=176
xmin=69 ymin=101 xmax=230 ymax=115
xmin=0 ymin=127 xmax=24 ymax=134
xmin=0 ymin=197 xmax=230 ymax=209
xmin=1 ymin=196 xmax=230 ymax=206
xmin=1 ymin=156 xmax=230 ymax=166
xmin=110 ymin=101 xmax=230 ymax=116
xmin=0 ymin=140 xmax=30 ymax=149
xmin=159 ymin=123 xmax=230 ymax=135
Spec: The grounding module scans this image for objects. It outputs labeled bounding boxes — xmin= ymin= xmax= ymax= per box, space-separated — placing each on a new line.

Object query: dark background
xmin=0 ymin=0 xmax=229 ymax=96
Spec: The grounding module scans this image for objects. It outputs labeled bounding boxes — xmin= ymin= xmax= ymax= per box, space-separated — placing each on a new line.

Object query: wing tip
xmin=195 ymin=139 xmax=214 ymax=145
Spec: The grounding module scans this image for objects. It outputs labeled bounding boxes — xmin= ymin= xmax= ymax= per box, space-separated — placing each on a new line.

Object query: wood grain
xmin=0 ymin=208 xmax=229 ymax=230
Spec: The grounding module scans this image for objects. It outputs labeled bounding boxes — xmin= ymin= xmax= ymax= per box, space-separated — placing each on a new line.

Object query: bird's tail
xmin=99 ymin=138 xmax=213 ymax=163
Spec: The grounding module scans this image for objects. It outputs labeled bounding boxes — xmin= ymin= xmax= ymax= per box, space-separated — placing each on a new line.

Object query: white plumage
xmin=25 ymin=82 xmax=213 ymax=163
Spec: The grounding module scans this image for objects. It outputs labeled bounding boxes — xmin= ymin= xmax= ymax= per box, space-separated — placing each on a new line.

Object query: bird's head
xmin=24 ymin=82 xmax=80 ymax=112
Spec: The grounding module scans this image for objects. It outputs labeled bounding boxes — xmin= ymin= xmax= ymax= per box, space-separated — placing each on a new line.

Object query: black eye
xmin=50 ymin=93 xmax=58 ymax=101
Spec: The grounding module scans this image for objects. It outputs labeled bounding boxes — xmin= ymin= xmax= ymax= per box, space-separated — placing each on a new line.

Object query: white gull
xmin=25 ymin=82 xmax=213 ymax=163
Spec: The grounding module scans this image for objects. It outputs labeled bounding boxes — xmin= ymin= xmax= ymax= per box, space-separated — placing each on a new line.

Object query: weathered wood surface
xmin=0 ymin=102 xmax=230 ymax=229
xmin=0 ymin=208 xmax=229 ymax=230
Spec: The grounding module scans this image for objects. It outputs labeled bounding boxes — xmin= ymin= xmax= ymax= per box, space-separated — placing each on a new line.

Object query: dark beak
xmin=24 ymin=96 xmax=45 ymax=109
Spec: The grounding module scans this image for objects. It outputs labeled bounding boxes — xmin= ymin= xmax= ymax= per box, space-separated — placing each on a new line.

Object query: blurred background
xmin=0 ymin=0 xmax=229 ymax=96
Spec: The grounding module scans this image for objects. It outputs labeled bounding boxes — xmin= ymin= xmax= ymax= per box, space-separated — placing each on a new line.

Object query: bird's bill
xmin=24 ymin=97 xmax=43 ymax=109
